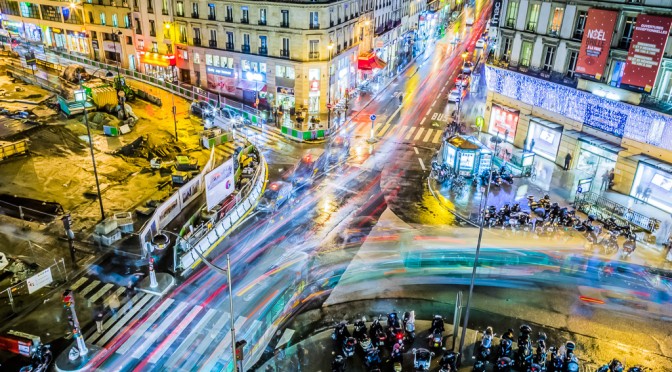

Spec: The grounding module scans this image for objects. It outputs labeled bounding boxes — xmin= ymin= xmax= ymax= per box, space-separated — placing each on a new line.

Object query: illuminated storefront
xmin=66 ymin=30 xmax=89 ymax=55
xmin=526 ymin=117 xmax=562 ymax=161
xmin=629 ymin=155 xmax=672 ymax=213
xmin=140 ymin=51 xmax=176 ymax=81
xmin=488 ymin=103 xmax=519 ymax=143
xmin=308 ymin=68 xmax=320 ymax=114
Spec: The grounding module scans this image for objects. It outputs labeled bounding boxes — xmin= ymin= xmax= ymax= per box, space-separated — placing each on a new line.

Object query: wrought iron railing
xmin=575 ymin=191 xmax=661 ymax=233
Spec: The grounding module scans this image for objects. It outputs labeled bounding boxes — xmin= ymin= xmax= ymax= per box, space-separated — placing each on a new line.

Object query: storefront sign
xmin=583 ymin=102 xmax=627 ymax=137
xmin=277 ymin=86 xmax=294 ymax=95
xmin=102 ymin=40 xmax=120 ymax=53
xmin=575 ymin=9 xmax=618 ymax=80
xmin=309 ymin=80 xmax=320 ymax=92
xmin=527 ymin=120 xmax=562 ymax=161
xmin=206 ymin=66 xmax=234 ymax=77
xmin=620 ymin=15 xmax=672 ymax=93
xmin=244 ymin=71 xmax=266 ymax=82
xmin=490 ymin=0 xmax=502 ymax=28
xmin=488 ymin=104 xmax=519 ymax=141
xmin=139 ymin=52 xmax=176 ymax=67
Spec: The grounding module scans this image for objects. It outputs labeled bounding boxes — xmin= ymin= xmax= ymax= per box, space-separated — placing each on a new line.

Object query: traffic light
xmin=62 ymin=290 xmax=74 ymax=308
xmin=235 ymin=340 xmax=247 ymax=361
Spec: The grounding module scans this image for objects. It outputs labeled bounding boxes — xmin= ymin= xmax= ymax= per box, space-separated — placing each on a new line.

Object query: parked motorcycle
xmin=342 ymin=337 xmax=356 ymax=358
xmin=19 ymin=344 xmax=52 ymax=372
xmin=494 ymin=356 xmax=514 ymax=372
xmin=597 ymin=230 xmax=620 ymax=255
xmin=621 ymin=234 xmax=636 ymax=259
xmin=332 ymin=321 xmax=350 ymax=345
xmin=331 ymin=354 xmax=346 ymax=372
xmin=563 ymin=341 xmax=580 ymax=372
xmin=597 ymin=359 xmax=624 ymax=372
xmin=534 ymin=332 xmax=547 ymax=367
xmin=364 ymin=347 xmax=382 ymax=370
xmin=359 ymin=334 xmax=374 ymax=353
xmin=403 ymin=311 xmax=416 ymax=342
xmin=516 ymin=325 xmax=533 ymax=370
xmin=353 ymin=318 xmax=368 ymax=341
xmin=438 ymin=349 xmax=459 ymax=372
xmin=547 ymin=346 xmax=563 ymax=372
xmin=429 ymin=329 xmax=443 ymax=349
xmin=413 ymin=348 xmax=434 ymax=371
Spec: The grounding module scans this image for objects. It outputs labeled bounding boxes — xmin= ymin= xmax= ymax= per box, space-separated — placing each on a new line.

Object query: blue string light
xmin=485 ymin=66 xmax=672 ymax=151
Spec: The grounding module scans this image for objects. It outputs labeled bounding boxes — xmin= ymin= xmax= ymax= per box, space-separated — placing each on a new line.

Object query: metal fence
xmin=575 ymin=191 xmax=661 ymax=233
xmin=0 ymin=257 xmax=68 ymax=318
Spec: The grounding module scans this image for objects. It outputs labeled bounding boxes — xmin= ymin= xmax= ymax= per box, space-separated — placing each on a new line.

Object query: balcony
xmin=258 ymin=47 xmax=267 ymax=55
xmin=572 ymin=30 xmax=583 ymax=40
xmin=309 ymin=23 xmax=319 ymax=29
xmin=337 ymin=18 xmax=341 ymax=24
xmin=226 ymin=42 xmax=234 ymax=50
xmin=209 ymin=40 xmax=217 ymax=47
xmin=193 ymin=38 xmax=201 ymax=46
xmin=208 ymin=14 xmax=216 ymax=21
xmin=176 ymin=11 xmax=184 ymax=17
xmin=330 ymin=20 xmax=334 ymax=27
xmin=241 ymin=18 xmax=249 ymax=24
xmin=280 ymin=49 xmax=290 ymax=58
xmin=280 ymin=22 xmax=289 ymax=28
xmin=258 ymin=20 xmax=266 ymax=25
xmin=162 ymin=9 xmax=168 ymax=15
xmin=309 ymin=52 xmax=319 ymax=60
xmin=225 ymin=16 xmax=233 ymax=22
xmin=135 ymin=27 xmax=142 ymax=34
xmin=148 ymin=7 xmax=153 ymax=13
xmin=525 ymin=21 xmax=537 ymax=32
xmin=242 ymin=45 xmax=250 ymax=53
xmin=180 ymin=37 xmax=188 ymax=43
xmin=191 ymin=12 xmax=199 ymax=19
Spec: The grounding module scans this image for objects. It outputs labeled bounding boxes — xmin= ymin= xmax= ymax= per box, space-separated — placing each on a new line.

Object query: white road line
xmin=420 ymin=117 xmax=426 ymax=125
xmin=88 ymin=283 xmax=114 ymax=305
xmin=89 ymin=293 xmax=146 ymax=345
xmin=116 ymin=299 xmax=174 ymax=355
xmin=431 ymin=100 xmax=436 ymax=108
xmin=423 ymin=129 xmax=434 ymax=142
xmin=164 ymin=308 xmax=218 ymax=367
xmin=131 ymin=301 xmax=190 ymax=359
xmin=200 ymin=316 xmax=249 ymax=372
xmin=413 ymin=147 xmax=419 ymax=155
xmin=418 ymin=158 xmax=426 ymax=171
xmin=432 ymin=130 xmax=443 ymax=143
xmin=441 ymin=86 xmax=446 ymax=93
xmin=71 ymin=277 xmax=88 ymax=291
xmin=414 ymin=128 xmax=425 ymax=141
xmin=192 ymin=311 xmax=230 ymax=360
xmin=378 ymin=123 xmax=391 ymax=136
xmin=394 ymin=125 xmax=409 ymax=138
xmin=404 ymin=127 xmax=416 ymax=141
xmin=148 ymin=305 xmax=203 ymax=364
xmin=426 ymin=108 xmax=431 ymax=116
xmin=80 ymin=280 xmax=101 ymax=297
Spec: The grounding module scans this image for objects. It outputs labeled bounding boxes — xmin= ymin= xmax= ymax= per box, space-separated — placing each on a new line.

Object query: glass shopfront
xmin=630 ymin=161 xmax=672 ymax=213
xmin=527 ymin=119 xmax=562 ymax=161
xmin=488 ymin=104 xmax=519 ymax=143
xmin=66 ymin=31 xmax=89 ymax=54
xmin=576 ymin=141 xmax=618 ymax=191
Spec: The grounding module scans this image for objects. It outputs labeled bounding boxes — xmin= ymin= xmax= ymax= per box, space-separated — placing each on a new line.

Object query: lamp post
xmin=74 ymin=85 xmax=106 ymax=221
xmin=327 ymin=42 xmax=334 ymax=129
xmin=458 ymin=133 xmax=501 ymax=360
xmin=111 ymin=29 xmax=127 ymax=121
xmin=165 ymin=20 xmax=179 ymax=141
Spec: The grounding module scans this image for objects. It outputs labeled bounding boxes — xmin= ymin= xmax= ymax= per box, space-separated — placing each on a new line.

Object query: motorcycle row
xmin=430 ymin=160 xmax=514 ymax=189
xmin=596 ymin=359 xmax=648 ymax=372
xmin=481 ymin=195 xmax=638 ymax=258
xmin=331 ymin=312 xmax=463 ymax=372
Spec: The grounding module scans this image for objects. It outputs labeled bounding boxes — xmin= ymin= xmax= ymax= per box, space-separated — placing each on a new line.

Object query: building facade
xmin=486 ymin=0 xmax=672 ymax=213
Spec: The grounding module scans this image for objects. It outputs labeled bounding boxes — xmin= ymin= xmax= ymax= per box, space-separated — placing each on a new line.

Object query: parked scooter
xmin=534 ymin=332 xmax=547 ymax=367
xmin=413 ymin=348 xmax=434 ymax=371
xmin=359 ymin=334 xmax=374 ymax=353
xmin=403 ymin=311 xmax=416 ymax=342
xmin=353 ymin=318 xmax=368 ymax=341
xmin=516 ymin=325 xmax=533 ymax=370
xmin=19 ymin=344 xmax=52 ymax=372
xmin=438 ymin=349 xmax=459 ymax=372
xmin=342 ymin=337 xmax=356 ymax=358
xmin=563 ymin=341 xmax=580 ymax=372
xmin=597 ymin=359 xmax=624 ymax=372
xmin=621 ymin=234 xmax=636 ymax=259
xmin=391 ymin=340 xmax=403 ymax=372
xmin=494 ymin=356 xmax=514 ymax=372
xmin=331 ymin=354 xmax=346 ymax=372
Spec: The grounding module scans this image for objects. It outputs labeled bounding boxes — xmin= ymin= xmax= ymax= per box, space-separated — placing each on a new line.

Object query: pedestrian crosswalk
xmin=374 ymin=124 xmax=446 ymax=145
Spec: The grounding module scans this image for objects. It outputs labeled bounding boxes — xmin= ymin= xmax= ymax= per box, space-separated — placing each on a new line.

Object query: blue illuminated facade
xmin=485 ymin=66 xmax=672 ymax=152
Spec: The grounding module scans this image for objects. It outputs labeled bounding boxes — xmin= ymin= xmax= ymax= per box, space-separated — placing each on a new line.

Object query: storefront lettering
xmin=206 ymin=66 xmax=234 ymax=77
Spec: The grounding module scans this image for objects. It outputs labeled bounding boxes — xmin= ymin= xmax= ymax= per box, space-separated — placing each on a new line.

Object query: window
xmin=526 ymin=3 xmax=540 ymax=32
xmin=548 ymin=7 xmax=563 ymax=36
xmin=566 ymin=50 xmax=578 ymax=78
xmin=542 ymin=45 xmax=556 ymax=72
xmin=162 ymin=0 xmax=168 ymax=15
xmin=281 ymin=37 xmax=290 ymax=56
xmin=281 ymin=10 xmax=289 ymax=27
xmin=226 ymin=5 xmax=232 ymax=21
xmin=243 ymin=33 xmax=250 ymax=46
xmin=309 ymin=40 xmax=319 ymax=59
xmin=176 ymin=1 xmax=184 ymax=16
xmin=164 ymin=22 xmax=171 ymax=38
xmin=501 ymin=36 xmax=512 ymax=61
xmin=609 ymin=60 xmax=626 ymax=87
xmin=207 ymin=55 xmax=233 ymax=68
xmin=193 ymin=52 xmax=200 ymax=64
xmin=226 ymin=31 xmax=234 ymax=44
xmin=149 ymin=20 xmax=156 ymax=36
xmin=241 ymin=6 xmax=249 ymax=23
xmin=112 ymin=14 xmax=118 ymax=27
xmin=192 ymin=3 xmax=198 ymax=17
xmin=520 ymin=41 xmax=533 ymax=67
xmin=88 ymin=11 xmax=94 ymax=23
xmin=124 ymin=14 xmax=130 ymax=28
xmin=241 ymin=60 xmax=266 ymax=73
xmin=151 ymin=41 xmax=158 ymax=52
xmin=505 ymin=1 xmax=518 ymax=28
xmin=126 ymin=36 xmax=132 ymax=45
xmin=259 ymin=35 xmax=267 ymax=48
xmin=210 ymin=29 xmax=217 ymax=43
xmin=259 ymin=9 xmax=266 ymax=25
xmin=194 ymin=27 xmax=201 ymax=40
xmin=208 ymin=4 xmax=215 ymax=20
xmin=573 ymin=11 xmax=587 ymax=40
xmin=310 ymin=11 xmax=319 ymax=29
xmin=100 ymin=12 xmax=106 ymax=25
xmin=276 ymin=65 xmax=295 ymax=79
xmin=619 ymin=16 xmax=636 ymax=50
xmin=179 ymin=25 xmax=187 ymax=42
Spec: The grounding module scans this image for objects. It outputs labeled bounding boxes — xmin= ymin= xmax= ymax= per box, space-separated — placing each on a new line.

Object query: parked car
xmin=190 ymin=101 xmax=216 ymax=119
xmin=454 ymin=74 xmax=470 ymax=87
xmin=256 ymin=181 xmax=292 ymax=212
xmin=448 ymin=88 xmax=467 ymax=103
xmin=475 ymin=38 xmax=487 ymax=49
xmin=462 ymin=61 xmax=475 ymax=75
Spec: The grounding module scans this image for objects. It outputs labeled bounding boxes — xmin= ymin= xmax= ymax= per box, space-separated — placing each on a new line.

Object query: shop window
xmin=162 ymin=0 xmax=168 ymax=15
xmin=548 ymin=7 xmax=563 ymax=36
xmin=179 ymin=25 xmax=187 ymax=43
xmin=276 ymin=65 xmax=295 ymax=79
xmin=309 ymin=40 xmax=319 ymax=60
xmin=206 ymin=54 xmax=213 ymax=66
xmin=630 ymin=163 xmax=672 ymax=213
xmin=519 ymin=41 xmax=532 ymax=67
xmin=138 ymin=39 xmax=144 ymax=50
xmin=658 ymin=70 xmax=672 ymax=104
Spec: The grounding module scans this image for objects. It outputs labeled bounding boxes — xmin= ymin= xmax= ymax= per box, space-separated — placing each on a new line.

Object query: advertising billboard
xmin=488 ymin=104 xmax=520 ymax=142
xmin=204 ymin=158 xmax=235 ymax=211
xmin=620 ymin=15 xmax=672 ymax=93
xmin=490 ymin=0 xmax=502 ymax=28
xmin=575 ymin=9 xmax=618 ymax=80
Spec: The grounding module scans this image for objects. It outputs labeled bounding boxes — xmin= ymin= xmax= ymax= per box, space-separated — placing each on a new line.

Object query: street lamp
xmin=327 ymin=42 xmax=334 ymax=129
xmin=74 ymin=85 xmax=106 ymax=221
xmin=111 ymin=29 xmax=127 ymax=121
xmin=165 ymin=21 xmax=179 ymax=141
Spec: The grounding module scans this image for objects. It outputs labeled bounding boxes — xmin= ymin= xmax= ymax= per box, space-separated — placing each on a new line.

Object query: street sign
xmin=326 ymin=103 xmax=333 ymax=109
xmin=27 ymin=268 xmax=53 ymax=294
xmin=370 ymin=114 xmax=377 ymax=121
xmin=577 ymin=187 xmax=583 ymax=194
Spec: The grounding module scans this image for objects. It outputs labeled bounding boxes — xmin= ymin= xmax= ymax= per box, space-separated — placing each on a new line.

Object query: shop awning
xmin=628 ymin=154 xmax=672 ymax=174
xmin=529 ymin=116 xmax=563 ymax=130
xmin=236 ymin=80 xmax=267 ymax=92
xmin=564 ymin=130 xmax=626 ymax=153
xmin=358 ymin=53 xmax=387 ymax=70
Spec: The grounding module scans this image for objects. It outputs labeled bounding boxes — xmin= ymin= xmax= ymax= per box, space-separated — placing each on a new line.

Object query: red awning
xmin=358 ymin=53 xmax=387 ymax=70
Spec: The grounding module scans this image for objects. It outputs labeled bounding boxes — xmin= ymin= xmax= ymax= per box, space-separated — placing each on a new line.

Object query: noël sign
xmin=490 ymin=0 xmax=502 ymax=28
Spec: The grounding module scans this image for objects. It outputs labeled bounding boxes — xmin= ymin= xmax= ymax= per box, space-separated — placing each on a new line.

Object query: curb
xmin=427 ymin=177 xmax=480 ymax=228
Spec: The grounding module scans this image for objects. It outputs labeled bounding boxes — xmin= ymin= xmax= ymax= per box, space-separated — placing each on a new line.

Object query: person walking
xmin=608 ymin=169 xmax=615 ymax=190
xmin=94 ymin=303 xmax=105 ymax=334
xmin=563 ymin=153 xmax=572 ymax=171
xmin=643 ymin=186 xmax=652 ymax=202
xmin=601 ymin=169 xmax=610 ymax=191
xmin=529 ymin=139 xmax=536 ymax=153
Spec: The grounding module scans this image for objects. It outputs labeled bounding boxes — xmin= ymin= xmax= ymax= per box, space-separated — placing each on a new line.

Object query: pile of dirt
xmin=28 ymin=125 xmax=87 ymax=156
xmin=84 ymin=111 xmax=122 ymax=129
xmin=113 ymin=134 xmax=184 ymax=160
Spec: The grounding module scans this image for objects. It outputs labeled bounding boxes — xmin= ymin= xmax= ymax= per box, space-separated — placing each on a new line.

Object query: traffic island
xmin=137 ymin=272 xmax=175 ymax=296
xmin=54 ymin=343 xmax=102 ymax=372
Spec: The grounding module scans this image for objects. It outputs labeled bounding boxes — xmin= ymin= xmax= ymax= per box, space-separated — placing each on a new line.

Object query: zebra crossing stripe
xmin=88 ymin=283 xmax=114 ymax=305
xmin=79 ymin=280 xmax=101 ymax=297
xmin=404 ymin=127 xmax=416 ymax=141
xmin=423 ymin=129 xmax=434 ymax=142
xmin=377 ymin=124 xmax=390 ymax=136
xmin=164 ymin=308 xmax=218 ymax=367
xmin=414 ymin=128 xmax=425 ymax=141
xmin=148 ymin=305 xmax=203 ymax=364
xmin=200 ymin=316 xmax=249 ymax=372
xmin=131 ymin=301 xmax=190 ymax=359
xmin=71 ymin=277 xmax=88 ymax=291
xmin=191 ymin=311 xmax=231 ymax=363
xmin=94 ymin=293 xmax=154 ymax=346
xmin=116 ymin=299 xmax=175 ymax=355
xmin=432 ymin=130 xmax=443 ymax=143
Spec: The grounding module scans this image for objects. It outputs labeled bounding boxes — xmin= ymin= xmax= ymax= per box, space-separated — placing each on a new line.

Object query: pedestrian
xmin=601 ymin=169 xmax=610 ymax=191
xmin=608 ymin=169 xmax=615 ymax=190
xmin=634 ymin=184 xmax=644 ymax=202
xmin=564 ymin=153 xmax=572 ymax=171
xmin=643 ymin=186 xmax=652 ymax=202
xmin=106 ymin=293 xmax=120 ymax=315
xmin=529 ymin=139 xmax=535 ymax=153
xmin=94 ymin=303 xmax=105 ymax=334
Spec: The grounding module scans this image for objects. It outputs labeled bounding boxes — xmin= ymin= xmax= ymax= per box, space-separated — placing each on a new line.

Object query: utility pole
xmin=63 ymin=290 xmax=88 ymax=357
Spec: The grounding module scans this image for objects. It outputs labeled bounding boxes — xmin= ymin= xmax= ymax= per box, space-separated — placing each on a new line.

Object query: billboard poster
xmin=620 ymin=15 xmax=672 ymax=92
xmin=488 ymin=104 xmax=519 ymax=142
xmin=204 ymin=158 xmax=235 ymax=211
xmin=490 ymin=0 xmax=502 ymax=28
xmin=575 ymin=9 xmax=618 ymax=80
xmin=157 ymin=192 xmax=180 ymax=229
xmin=179 ymin=176 xmax=202 ymax=207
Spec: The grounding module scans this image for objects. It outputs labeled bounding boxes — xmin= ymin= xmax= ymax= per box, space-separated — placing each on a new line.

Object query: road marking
xmin=80 ymin=280 xmax=101 ymax=297
xmin=413 ymin=147 xmax=419 ymax=155
xmin=200 ymin=316 xmax=249 ymax=372
xmin=148 ymin=305 xmax=203 ymax=364
xmin=418 ymin=158 xmax=426 ymax=171
xmin=420 ymin=117 xmax=426 ymax=125
xmin=431 ymin=100 xmax=436 ymax=108
xmin=405 ymin=127 xmax=416 ymax=140
xmin=426 ymin=108 xmax=431 ymax=116
xmin=131 ymin=301 xmax=190 ymax=359
xmin=164 ymin=308 xmax=218 ymax=367
xmin=414 ymin=128 xmax=425 ymax=141
xmin=192 ymin=311 xmax=230 ymax=360
xmin=71 ymin=277 xmax=88 ymax=291
xmin=423 ymin=129 xmax=434 ymax=142
xmin=116 ymin=298 xmax=174 ymax=354
xmin=378 ymin=123 xmax=390 ymax=136
xmin=432 ymin=130 xmax=443 ymax=143
xmin=441 ymin=86 xmax=446 ymax=93
xmin=88 ymin=283 xmax=114 ymax=305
